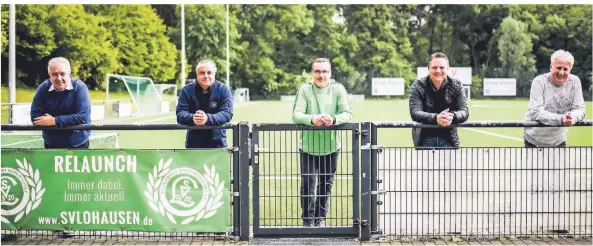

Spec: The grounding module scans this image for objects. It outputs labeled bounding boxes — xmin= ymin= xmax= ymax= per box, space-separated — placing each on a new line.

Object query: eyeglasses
xmin=312 ymin=70 xmax=330 ymax=74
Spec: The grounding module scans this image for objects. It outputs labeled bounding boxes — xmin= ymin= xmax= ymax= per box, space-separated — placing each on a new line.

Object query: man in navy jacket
xmin=30 ymin=57 xmax=91 ymax=149
xmin=176 ymin=60 xmax=233 ymax=148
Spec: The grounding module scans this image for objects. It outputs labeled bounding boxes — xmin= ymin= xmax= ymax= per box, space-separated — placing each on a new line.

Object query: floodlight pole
xmin=181 ymin=4 xmax=186 ymax=88
xmin=8 ymin=4 xmax=16 ymax=123
xmin=226 ymin=4 xmax=230 ymax=87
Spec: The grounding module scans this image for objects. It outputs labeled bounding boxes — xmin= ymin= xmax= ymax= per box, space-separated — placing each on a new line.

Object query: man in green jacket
xmin=292 ymin=58 xmax=353 ymax=227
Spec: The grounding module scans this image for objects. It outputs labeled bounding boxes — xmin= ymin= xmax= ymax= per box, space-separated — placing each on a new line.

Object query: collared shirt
xmin=48 ymin=78 xmax=74 ymax=91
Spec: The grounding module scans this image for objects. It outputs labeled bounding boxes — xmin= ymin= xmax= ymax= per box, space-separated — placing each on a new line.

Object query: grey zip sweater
xmin=523 ymin=73 xmax=586 ymax=147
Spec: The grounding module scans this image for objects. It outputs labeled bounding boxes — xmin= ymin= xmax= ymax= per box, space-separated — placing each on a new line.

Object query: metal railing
xmin=361 ymin=120 xmax=593 ymax=240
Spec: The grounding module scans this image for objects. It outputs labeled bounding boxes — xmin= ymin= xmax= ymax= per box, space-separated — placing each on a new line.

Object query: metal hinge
xmin=371 ymin=190 xmax=386 ymax=195
xmin=354 ymin=218 xmax=368 ymax=227
xmin=361 ymin=143 xmax=371 ymax=150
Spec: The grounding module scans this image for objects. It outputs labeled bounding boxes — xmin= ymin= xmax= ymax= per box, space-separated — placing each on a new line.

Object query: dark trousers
xmin=44 ymin=141 xmax=89 ymax=149
xmin=524 ymin=139 xmax=566 ymax=148
xmin=300 ymin=151 xmax=338 ymax=226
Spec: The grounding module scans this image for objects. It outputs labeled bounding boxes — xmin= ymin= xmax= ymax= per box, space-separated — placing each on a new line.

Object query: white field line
xmin=462 ymin=128 xmax=523 ymax=142
xmin=2 ymin=133 xmax=118 ymax=147
xmin=2 ymin=138 xmax=43 ymax=147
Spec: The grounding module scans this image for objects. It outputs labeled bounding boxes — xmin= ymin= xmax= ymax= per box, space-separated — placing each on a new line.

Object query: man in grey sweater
xmin=524 ymin=50 xmax=586 ymax=147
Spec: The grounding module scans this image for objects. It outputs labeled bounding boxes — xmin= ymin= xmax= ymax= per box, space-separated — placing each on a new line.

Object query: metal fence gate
xmin=251 ymin=123 xmax=361 ymax=236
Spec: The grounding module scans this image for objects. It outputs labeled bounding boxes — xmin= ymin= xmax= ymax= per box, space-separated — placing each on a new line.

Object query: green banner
xmin=1 ymin=149 xmax=231 ymax=232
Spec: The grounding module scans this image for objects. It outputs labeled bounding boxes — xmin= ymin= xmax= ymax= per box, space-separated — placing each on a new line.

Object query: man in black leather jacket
xmin=408 ymin=52 xmax=469 ymax=148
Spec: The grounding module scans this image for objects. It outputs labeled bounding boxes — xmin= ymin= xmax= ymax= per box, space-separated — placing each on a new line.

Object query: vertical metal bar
xmin=8 ymin=4 xmax=16 ymax=113
xmin=370 ymin=123 xmax=378 ymax=234
xmin=251 ymin=124 xmax=260 ymax=234
xmin=180 ymin=4 xmax=185 ymax=88
xmin=271 ymin=130 xmax=276 ymax=227
xmin=360 ymin=122 xmax=371 ymax=240
xmin=238 ymin=122 xmax=250 ymax=241
xmin=291 ymin=129 xmax=295 ymax=227
xmin=351 ymin=124 xmax=361 ymax=235
xmin=233 ymin=124 xmax=240 ymax=236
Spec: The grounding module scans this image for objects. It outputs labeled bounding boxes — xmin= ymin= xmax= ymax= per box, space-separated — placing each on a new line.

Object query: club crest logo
xmin=210 ymin=102 xmax=218 ymax=109
xmin=1 ymin=158 xmax=45 ymax=224
xmin=145 ymin=158 xmax=225 ymax=224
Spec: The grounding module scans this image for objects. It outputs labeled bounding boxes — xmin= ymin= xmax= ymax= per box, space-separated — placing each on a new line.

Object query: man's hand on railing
xmin=311 ymin=115 xmax=324 ymax=127
xmin=436 ymin=108 xmax=454 ymax=127
xmin=193 ymin=110 xmax=208 ymax=125
xmin=33 ymin=113 xmax=56 ymax=126
xmin=321 ymin=115 xmax=334 ymax=126
xmin=562 ymin=112 xmax=576 ymax=127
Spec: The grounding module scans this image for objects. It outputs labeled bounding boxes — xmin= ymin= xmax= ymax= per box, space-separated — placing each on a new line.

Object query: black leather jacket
xmin=408 ymin=75 xmax=469 ymax=147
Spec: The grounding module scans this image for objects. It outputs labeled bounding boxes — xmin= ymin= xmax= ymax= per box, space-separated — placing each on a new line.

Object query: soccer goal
xmin=233 ymin=88 xmax=250 ymax=105
xmin=106 ymin=74 xmax=163 ymax=116
xmin=154 ymin=84 xmax=178 ymax=112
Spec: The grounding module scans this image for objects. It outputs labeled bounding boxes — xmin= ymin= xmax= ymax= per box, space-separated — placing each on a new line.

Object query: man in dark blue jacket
xmin=176 ymin=60 xmax=233 ymax=148
xmin=30 ymin=57 xmax=91 ymax=149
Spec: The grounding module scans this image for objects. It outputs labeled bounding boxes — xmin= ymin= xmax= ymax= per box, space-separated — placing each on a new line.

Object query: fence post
xmin=238 ymin=121 xmax=250 ymax=241
xmin=360 ymin=122 xmax=371 ymax=241
xmin=251 ymin=124 xmax=260 ymax=236
xmin=370 ymin=123 xmax=378 ymax=235
xmin=232 ymin=123 xmax=240 ymax=236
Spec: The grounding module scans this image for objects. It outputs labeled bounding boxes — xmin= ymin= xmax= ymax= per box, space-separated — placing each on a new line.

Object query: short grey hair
xmin=196 ymin=60 xmax=217 ymax=73
xmin=311 ymin=57 xmax=331 ymax=71
xmin=47 ymin=57 xmax=71 ymax=72
xmin=550 ymin=50 xmax=574 ymax=67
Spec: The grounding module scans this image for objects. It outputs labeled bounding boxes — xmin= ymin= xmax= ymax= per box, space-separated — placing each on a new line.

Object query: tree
xmin=0 ymin=5 xmax=117 ymax=89
xmin=151 ymin=4 xmax=178 ymax=27
xmin=168 ymin=4 xmax=239 ymax=86
xmin=1 ymin=5 xmax=8 ymax=55
xmin=51 ymin=5 xmax=118 ymax=89
xmin=497 ymin=16 xmax=536 ymax=96
xmin=341 ymin=5 xmax=416 ymax=94
xmin=232 ymin=5 xmax=314 ymax=96
xmin=85 ymin=5 xmax=178 ymax=86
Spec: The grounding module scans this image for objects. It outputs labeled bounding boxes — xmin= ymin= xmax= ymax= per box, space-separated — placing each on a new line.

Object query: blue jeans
xmin=420 ymin=137 xmax=452 ymax=148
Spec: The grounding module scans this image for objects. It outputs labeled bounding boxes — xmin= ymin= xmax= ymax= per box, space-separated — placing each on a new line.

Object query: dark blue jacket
xmin=176 ymin=80 xmax=233 ymax=148
xmin=30 ymin=78 xmax=91 ymax=148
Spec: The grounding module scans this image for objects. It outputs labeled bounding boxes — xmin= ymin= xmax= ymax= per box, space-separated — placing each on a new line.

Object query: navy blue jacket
xmin=30 ymin=78 xmax=91 ymax=148
xmin=176 ymin=80 xmax=233 ymax=148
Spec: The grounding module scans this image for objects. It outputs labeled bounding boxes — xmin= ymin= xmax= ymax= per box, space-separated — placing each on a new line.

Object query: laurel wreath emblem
xmin=144 ymin=158 xmax=225 ymax=224
xmin=1 ymin=158 xmax=46 ymax=224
